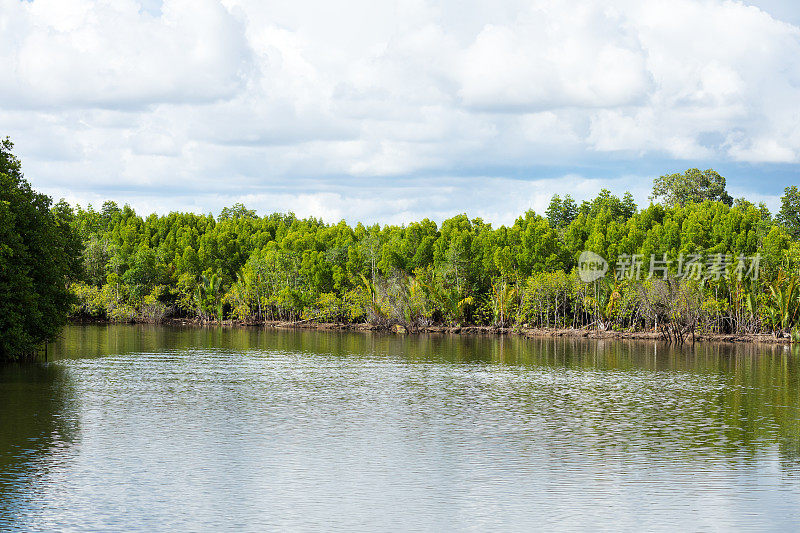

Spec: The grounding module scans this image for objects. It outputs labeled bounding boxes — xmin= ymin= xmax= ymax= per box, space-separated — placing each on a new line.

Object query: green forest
xmin=3 ymin=137 xmax=800 ymax=360
xmin=66 ymin=169 xmax=800 ymax=341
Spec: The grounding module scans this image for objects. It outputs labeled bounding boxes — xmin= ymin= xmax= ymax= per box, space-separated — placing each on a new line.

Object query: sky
xmin=1 ymin=0 xmax=799 ymax=225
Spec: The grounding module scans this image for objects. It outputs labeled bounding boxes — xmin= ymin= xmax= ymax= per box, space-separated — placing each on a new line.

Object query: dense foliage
xmin=3 ymin=130 xmax=795 ymax=357
xmin=66 ymin=174 xmax=800 ymax=339
xmin=0 ymin=139 xmax=81 ymax=361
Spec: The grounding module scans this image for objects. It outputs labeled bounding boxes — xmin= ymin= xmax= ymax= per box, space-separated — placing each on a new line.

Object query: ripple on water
xmin=1 ymin=326 xmax=800 ymax=531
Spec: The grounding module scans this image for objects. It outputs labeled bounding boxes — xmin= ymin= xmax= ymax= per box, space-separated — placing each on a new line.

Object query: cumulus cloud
xmin=0 ymin=0 xmax=798 ymax=223
xmin=456 ymin=3 xmax=652 ymax=111
xmin=0 ymin=0 xmax=251 ymax=108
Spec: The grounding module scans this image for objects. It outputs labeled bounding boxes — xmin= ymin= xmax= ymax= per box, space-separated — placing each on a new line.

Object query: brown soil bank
xmin=69 ymin=317 xmax=792 ymax=345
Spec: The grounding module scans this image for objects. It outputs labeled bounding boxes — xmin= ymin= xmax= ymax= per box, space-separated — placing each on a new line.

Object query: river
xmin=2 ymin=325 xmax=800 ymax=531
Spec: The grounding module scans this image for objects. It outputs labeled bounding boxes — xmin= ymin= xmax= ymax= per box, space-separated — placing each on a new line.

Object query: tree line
xmin=66 ymin=168 xmax=800 ymax=340
xmin=2 ymin=133 xmax=800 ymax=360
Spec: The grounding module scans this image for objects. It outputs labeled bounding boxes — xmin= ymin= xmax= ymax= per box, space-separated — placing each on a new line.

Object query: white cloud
xmin=1 ymin=0 xmax=799 ymax=223
xmin=457 ymin=4 xmax=652 ymax=111
xmin=0 ymin=0 xmax=251 ymax=108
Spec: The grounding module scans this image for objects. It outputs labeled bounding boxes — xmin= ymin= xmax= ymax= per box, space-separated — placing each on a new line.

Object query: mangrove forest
xmin=66 ymin=174 xmax=800 ymax=340
xmin=2 ymin=136 xmax=800 ymax=361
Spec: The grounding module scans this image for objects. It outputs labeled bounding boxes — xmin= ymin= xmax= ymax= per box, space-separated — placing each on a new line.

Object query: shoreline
xmin=68 ymin=317 xmax=792 ymax=345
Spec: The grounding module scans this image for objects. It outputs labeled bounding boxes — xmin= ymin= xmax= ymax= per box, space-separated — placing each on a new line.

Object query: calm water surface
xmin=2 ymin=325 xmax=800 ymax=531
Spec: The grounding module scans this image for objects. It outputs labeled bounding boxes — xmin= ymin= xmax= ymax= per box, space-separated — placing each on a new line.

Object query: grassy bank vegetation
xmin=66 ymin=172 xmax=800 ymax=341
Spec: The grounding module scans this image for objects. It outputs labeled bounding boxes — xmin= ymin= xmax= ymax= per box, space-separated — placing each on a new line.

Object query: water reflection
xmin=43 ymin=326 xmax=800 ymax=464
xmin=0 ymin=363 xmax=78 ymax=524
xmin=2 ymin=325 xmax=799 ymax=530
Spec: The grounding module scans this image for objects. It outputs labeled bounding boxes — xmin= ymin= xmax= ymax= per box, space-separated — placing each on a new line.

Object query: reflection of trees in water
xmin=500 ymin=338 xmax=800 ymax=467
xmin=57 ymin=325 xmax=800 ymax=463
xmin=265 ymin=330 xmax=800 ymax=467
xmin=213 ymin=326 xmax=800 ymax=466
xmin=0 ymin=363 xmax=78 ymax=521
xmin=44 ymin=325 xmax=800 ymax=471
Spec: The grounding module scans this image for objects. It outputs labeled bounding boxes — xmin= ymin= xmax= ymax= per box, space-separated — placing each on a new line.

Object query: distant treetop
xmin=777 ymin=186 xmax=800 ymax=239
xmin=650 ymin=168 xmax=733 ymax=207
xmin=219 ymin=203 xmax=258 ymax=221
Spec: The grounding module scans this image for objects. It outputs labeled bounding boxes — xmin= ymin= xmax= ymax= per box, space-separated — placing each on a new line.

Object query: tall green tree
xmin=777 ymin=186 xmax=800 ymax=239
xmin=0 ymin=138 xmax=82 ymax=360
xmin=545 ymin=194 xmax=578 ymax=228
xmin=651 ymin=168 xmax=733 ymax=207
